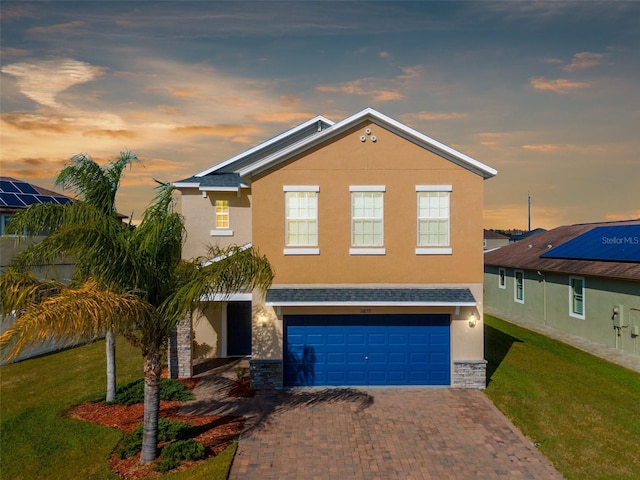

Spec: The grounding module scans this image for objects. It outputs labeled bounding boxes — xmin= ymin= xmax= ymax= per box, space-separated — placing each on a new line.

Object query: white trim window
xmin=350 ymin=186 xmax=385 ymax=254
xmin=211 ymin=199 xmax=234 ymax=236
xmin=215 ymin=200 xmax=229 ymax=229
xmin=514 ymin=270 xmax=524 ymax=303
xmin=498 ymin=268 xmax=506 ymax=289
xmin=569 ymin=276 xmax=585 ymax=319
xmin=284 ymin=186 xmax=319 ymax=254
xmin=416 ymin=185 xmax=451 ymax=255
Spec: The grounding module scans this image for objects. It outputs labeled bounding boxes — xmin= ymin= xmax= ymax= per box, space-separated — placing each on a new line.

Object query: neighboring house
xmin=0 ymin=177 xmax=75 ymax=363
xmin=173 ymin=108 xmax=497 ymax=389
xmin=509 ymin=228 xmax=546 ymax=243
xmin=483 ymin=229 xmax=509 ymax=251
xmin=484 ymin=219 xmax=640 ymax=357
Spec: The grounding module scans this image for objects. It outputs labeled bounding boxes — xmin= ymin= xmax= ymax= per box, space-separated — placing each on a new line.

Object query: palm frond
xmin=161 ymin=245 xmax=273 ymax=325
xmin=0 ymin=278 xmax=153 ymax=362
xmin=0 ymin=269 xmax=64 ymax=314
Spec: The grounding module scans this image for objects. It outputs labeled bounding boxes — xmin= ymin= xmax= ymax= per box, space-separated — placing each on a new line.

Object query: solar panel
xmin=1 ymin=180 xmax=73 ymax=208
xmin=16 ymin=194 xmax=42 ymax=206
xmin=0 ymin=192 xmax=26 ymax=207
xmin=542 ymin=225 xmax=640 ymax=262
xmin=0 ymin=180 xmax=20 ymax=193
xmin=14 ymin=182 xmax=39 ymax=195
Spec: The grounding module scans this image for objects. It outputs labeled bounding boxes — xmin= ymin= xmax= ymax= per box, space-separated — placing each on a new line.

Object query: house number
xmin=360 ymin=308 xmax=372 ymax=313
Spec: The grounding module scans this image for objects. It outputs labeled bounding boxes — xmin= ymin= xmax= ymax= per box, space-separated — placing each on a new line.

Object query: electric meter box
xmin=613 ymin=306 xmax=624 ymax=328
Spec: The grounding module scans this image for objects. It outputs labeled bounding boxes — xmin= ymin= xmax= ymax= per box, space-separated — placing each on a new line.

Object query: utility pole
xmin=528 ymin=192 xmax=531 ymax=232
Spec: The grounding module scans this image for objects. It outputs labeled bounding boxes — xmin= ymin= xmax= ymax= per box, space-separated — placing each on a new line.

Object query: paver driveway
xmin=226 ymin=387 xmax=564 ymax=480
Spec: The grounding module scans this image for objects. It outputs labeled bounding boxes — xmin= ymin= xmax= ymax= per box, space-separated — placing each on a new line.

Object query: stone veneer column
xmin=452 ymin=360 xmax=487 ymax=388
xmin=167 ymin=316 xmax=193 ymax=379
xmin=249 ymin=359 xmax=283 ymax=390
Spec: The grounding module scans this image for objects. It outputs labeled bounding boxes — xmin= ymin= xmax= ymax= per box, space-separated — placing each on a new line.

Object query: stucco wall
xmin=484 ymin=266 xmax=640 ymax=356
xmin=250 ymin=121 xmax=485 ymax=285
xmin=180 ymin=189 xmax=252 ymax=260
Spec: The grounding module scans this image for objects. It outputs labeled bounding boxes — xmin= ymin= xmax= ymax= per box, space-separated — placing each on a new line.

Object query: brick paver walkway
xmin=222 ymin=387 xmax=563 ymax=480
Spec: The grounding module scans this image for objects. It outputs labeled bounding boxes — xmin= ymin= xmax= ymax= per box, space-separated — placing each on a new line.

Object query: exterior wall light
xmin=258 ymin=312 xmax=269 ymax=327
xmin=468 ymin=313 xmax=477 ymax=328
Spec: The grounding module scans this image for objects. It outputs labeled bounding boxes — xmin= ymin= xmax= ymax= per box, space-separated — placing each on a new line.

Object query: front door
xmin=227 ymin=301 xmax=252 ymax=356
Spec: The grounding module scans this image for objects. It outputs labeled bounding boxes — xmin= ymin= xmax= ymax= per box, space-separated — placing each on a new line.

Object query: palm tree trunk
xmin=105 ymin=329 xmax=116 ymax=402
xmin=140 ymin=348 xmax=162 ymax=464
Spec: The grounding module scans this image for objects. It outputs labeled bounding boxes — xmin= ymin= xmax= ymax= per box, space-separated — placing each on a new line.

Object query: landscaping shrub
xmin=154 ymin=439 xmax=206 ymax=472
xmin=117 ymin=418 xmax=195 ymax=459
xmin=113 ymin=378 xmax=194 ymax=405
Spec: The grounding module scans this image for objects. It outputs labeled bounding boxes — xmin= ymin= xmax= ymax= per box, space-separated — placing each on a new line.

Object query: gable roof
xmin=484 ymin=219 xmax=640 ymax=281
xmin=173 ymin=108 xmax=496 ymax=191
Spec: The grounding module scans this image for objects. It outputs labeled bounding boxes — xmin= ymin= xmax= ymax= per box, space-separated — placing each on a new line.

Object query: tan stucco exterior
xmin=176 ymin=111 xmax=494 ymax=387
xmin=250 ymin=122 xmax=484 ymax=285
xmin=181 ymin=189 xmax=252 ymax=261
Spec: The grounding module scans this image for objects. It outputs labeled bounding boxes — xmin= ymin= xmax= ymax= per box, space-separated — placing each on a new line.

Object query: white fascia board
xmin=265 ymin=300 xmax=477 ymax=307
xmin=199 ymin=186 xmax=239 ymax=192
xmin=200 ymin=292 xmax=253 ymax=302
xmin=195 ymin=115 xmax=334 ymax=177
xmin=239 ymin=107 xmax=497 ymax=179
xmin=366 ymin=109 xmax=497 ymax=179
xmin=172 ymin=182 xmax=201 ymax=188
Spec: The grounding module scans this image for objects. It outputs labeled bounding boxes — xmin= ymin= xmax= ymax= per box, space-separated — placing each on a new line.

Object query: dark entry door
xmin=227 ymin=302 xmax=252 ymax=356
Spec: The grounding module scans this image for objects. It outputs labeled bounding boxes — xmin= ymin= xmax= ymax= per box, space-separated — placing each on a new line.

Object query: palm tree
xmin=1 ymin=179 xmax=273 ymax=464
xmin=57 ymin=152 xmax=138 ymax=401
xmin=2 ymin=152 xmax=138 ymax=401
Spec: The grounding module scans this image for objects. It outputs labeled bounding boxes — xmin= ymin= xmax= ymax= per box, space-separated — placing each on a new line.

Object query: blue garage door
xmin=284 ymin=314 xmax=450 ymax=387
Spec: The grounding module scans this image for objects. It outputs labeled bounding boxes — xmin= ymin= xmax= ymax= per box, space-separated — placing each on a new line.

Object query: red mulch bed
xmin=67 ymin=383 xmax=245 ymax=479
xmin=228 ymin=377 xmax=255 ymax=398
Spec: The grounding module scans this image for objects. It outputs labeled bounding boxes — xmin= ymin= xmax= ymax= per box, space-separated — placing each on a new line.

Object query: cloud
xmin=172 ymin=124 xmax=261 ymax=137
xmin=167 ymin=86 xmax=205 ymax=99
xmin=83 ymin=129 xmax=139 ymax=139
xmin=316 ymin=80 xmax=403 ymax=102
xmin=521 ymin=144 xmax=560 ymax=153
xmin=379 ymin=51 xmax=391 ymax=58
xmin=1 ymin=47 xmax=31 ymax=57
xmin=1 ymin=112 xmax=77 ymax=133
xmin=1 ymin=58 xmax=104 ymax=107
xmin=408 ymin=111 xmax=469 ymax=121
xmin=564 ymin=52 xmax=607 ymax=72
xmin=27 ymin=21 xmax=88 ymax=36
xmin=529 ymin=77 xmax=591 ymax=94
xmin=542 ymin=57 xmax=564 ymax=64
xmin=252 ymin=112 xmax=315 ymax=123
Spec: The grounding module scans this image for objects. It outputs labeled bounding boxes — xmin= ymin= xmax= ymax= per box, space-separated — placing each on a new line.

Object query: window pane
xmin=351 ymin=192 xmax=383 ymax=246
xmin=286 ymin=192 xmax=317 ymax=246
xmin=417 ymin=192 xmax=450 ymax=246
xmin=215 ymin=200 xmax=229 ymax=228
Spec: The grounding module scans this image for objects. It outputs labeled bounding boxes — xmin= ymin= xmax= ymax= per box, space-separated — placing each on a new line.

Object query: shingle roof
xmin=265 ymin=288 xmax=476 ymax=306
xmin=484 ymin=219 xmax=640 ymax=281
xmin=173 ymin=108 xmax=497 ymax=190
xmin=173 ymin=173 xmax=247 ymax=188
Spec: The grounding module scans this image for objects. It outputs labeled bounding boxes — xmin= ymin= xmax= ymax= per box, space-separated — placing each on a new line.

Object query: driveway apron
xmin=226 ymin=387 xmax=564 ymax=480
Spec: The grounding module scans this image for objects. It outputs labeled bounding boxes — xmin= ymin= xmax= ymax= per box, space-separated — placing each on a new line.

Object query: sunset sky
xmin=2 ymin=1 xmax=639 ymax=229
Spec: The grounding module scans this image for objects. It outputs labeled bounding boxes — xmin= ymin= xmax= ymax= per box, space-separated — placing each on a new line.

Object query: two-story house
xmin=173 ymin=108 xmax=497 ymax=389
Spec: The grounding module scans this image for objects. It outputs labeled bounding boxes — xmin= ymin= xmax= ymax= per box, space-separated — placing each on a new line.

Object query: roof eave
xmin=239 ymin=107 xmax=497 ymax=179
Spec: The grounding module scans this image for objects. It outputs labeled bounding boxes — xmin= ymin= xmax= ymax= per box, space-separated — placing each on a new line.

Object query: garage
xmin=283 ymin=314 xmax=450 ymax=387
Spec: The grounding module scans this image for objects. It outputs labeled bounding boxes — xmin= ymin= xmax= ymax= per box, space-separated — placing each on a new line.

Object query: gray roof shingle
xmin=265 ymin=288 xmax=476 ymax=305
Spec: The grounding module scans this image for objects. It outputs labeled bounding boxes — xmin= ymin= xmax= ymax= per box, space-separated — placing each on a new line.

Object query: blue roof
xmin=541 ymin=225 xmax=640 ymax=262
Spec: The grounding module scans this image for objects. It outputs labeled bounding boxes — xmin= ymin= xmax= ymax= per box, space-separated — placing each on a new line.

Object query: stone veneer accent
xmin=452 ymin=360 xmax=487 ymax=389
xmin=168 ymin=317 xmax=193 ymax=379
xmin=250 ymin=359 xmax=283 ymax=390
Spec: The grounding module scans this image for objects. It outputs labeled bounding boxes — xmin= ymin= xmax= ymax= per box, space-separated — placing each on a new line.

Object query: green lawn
xmin=0 ymin=339 xmax=235 ymax=480
xmin=484 ymin=314 xmax=640 ymax=480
